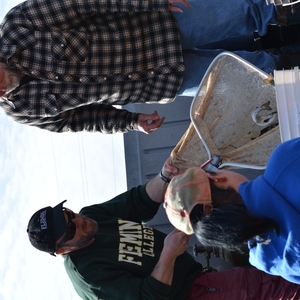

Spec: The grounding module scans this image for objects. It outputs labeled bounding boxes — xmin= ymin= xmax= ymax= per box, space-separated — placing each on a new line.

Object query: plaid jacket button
xmin=128 ymin=75 xmax=132 ymax=79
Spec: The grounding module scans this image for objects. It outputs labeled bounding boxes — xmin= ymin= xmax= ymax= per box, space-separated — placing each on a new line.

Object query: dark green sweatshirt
xmin=63 ymin=184 xmax=202 ymax=299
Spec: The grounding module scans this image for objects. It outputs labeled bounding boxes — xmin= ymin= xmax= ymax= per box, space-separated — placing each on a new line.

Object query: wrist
xmin=159 ymin=170 xmax=171 ymax=183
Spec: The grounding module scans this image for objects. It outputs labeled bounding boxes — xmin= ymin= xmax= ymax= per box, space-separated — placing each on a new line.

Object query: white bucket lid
xmin=274 ymin=67 xmax=300 ymax=142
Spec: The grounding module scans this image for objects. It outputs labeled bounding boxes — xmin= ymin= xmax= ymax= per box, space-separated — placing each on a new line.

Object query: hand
xmin=137 ymin=110 xmax=165 ymax=134
xmin=150 ymin=229 xmax=190 ymax=285
xmin=168 ymin=0 xmax=192 ymax=12
xmin=162 ymin=229 xmax=190 ymax=258
xmin=161 ymin=157 xmax=178 ymax=181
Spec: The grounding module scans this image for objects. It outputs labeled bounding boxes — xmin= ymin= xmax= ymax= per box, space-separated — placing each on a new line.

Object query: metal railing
xmin=266 ymin=0 xmax=300 ymax=6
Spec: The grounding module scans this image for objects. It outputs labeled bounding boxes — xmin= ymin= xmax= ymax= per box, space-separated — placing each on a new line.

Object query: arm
xmin=78 ymin=156 xmax=179 ymax=227
xmin=20 ymin=0 xmax=169 ymax=29
xmin=81 ymin=157 xmax=179 ymax=222
xmin=8 ymin=103 xmax=140 ymax=133
xmin=66 ymin=103 xmax=139 ymax=133
xmin=145 ymin=157 xmax=178 ymax=203
xmin=19 ymin=0 xmax=191 ymax=30
xmin=41 ymin=105 xmax=165 ymax=134
xmin=151 ymin=229 xmax=190 ymax=284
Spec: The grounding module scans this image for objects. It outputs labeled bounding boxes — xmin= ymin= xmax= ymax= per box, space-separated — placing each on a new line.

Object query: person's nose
xmin=72 ymin=216 xmax=84 ymax=231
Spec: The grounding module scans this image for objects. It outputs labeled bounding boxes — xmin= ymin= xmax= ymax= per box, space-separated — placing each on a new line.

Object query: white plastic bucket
xmin=274 ymin=67 xmax=300 ymax=142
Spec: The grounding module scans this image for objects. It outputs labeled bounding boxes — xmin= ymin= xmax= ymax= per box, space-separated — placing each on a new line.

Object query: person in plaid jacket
xmin=0 ymin=0 xmax=295 ymax=133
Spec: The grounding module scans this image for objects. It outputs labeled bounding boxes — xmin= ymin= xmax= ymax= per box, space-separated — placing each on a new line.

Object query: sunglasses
xmin=59 ymin=208 xmax=76 ymax=246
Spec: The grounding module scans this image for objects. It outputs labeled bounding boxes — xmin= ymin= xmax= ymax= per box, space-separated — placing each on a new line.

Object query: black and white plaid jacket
xmin=0 ymin=0 xmax=184 ymax=133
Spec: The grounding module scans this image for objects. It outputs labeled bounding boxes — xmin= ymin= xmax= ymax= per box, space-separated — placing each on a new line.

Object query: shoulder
xmin=270 ymin=138 xmax=300 ymax=160
xmin=265 ymin=138 xmax=300 ymax=180
xmin=63 ymin=254 xmax=101 ymax=300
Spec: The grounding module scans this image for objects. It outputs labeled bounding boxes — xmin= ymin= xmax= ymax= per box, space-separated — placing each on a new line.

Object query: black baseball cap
xmin=27 ymin=200 xmax=68 ymax=256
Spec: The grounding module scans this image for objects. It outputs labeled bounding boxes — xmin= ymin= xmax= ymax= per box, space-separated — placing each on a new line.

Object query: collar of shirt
xmin=0 ymin=43 xmax=17 ymax=61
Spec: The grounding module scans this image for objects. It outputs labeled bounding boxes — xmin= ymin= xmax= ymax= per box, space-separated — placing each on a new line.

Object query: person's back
xmin=240 ymin=137 xmax=300 ymax=283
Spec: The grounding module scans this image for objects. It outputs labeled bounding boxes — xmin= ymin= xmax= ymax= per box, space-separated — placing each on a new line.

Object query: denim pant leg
xmin=178 ymin=49 xmax=280 ymax=97
xmin=172 ymin=0 xmax=277 ymax=49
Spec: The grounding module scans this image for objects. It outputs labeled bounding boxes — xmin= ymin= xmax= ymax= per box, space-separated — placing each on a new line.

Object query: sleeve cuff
xmin=142 ymin=276 xmax=171 ymax=299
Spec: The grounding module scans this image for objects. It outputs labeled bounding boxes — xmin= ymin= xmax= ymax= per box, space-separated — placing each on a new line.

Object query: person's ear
xmin=56 ymin=247 xmax=72 ymax=255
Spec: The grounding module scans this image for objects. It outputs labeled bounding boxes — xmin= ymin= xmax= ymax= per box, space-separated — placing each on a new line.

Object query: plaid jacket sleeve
xmin=1 ymin=100 xmax=140 ymax=133
xmin=20 ymin=0 xmax=168 ymax=29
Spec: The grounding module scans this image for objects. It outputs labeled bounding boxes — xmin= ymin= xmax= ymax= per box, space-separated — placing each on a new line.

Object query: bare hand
xmin=168 ymin=0 xmax=192 ymax=12
xmin=161 ymin=157 xmax=178 ymax=181
xmin=163 ymin=229 xmax=190 ymax=258
xmin=137 ymin=110 xmax=165 ymax=134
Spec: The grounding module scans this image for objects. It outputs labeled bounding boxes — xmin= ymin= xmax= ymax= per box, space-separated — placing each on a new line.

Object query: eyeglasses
xmin=59 ymin=208 xmax=76 ymax=246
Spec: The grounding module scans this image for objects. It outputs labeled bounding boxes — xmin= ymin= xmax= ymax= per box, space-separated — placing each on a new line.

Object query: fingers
xmin=162 ymin=157 xmax=178 ymax=179
xmin=168 ymin=4 xmax=184 ymax=12
xmin=145 ymin=117 xmax=165 ymax=134
xmin=137 ymin=111 xmax=165 ymax=134
xmin=164 ymin=229 xmax=190 ymax=256
xmin=169 ymin=229 xmax=191 ymax=242
xmin=168 ymin=0 xmax=192 ymax=12
xmin=149 ymin=110 xmax=160 ymax=121
xmin=182 ymin=0 xmax=192 ymax=8
xmin=138 ymin=110 xmax=160 ymax=122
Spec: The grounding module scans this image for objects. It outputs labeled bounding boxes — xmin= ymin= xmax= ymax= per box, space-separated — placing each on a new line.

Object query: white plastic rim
xmin=266 ymin=0 xmax=300 ymax=6
xmin=274 ymin=67 xmax=300 ymax=142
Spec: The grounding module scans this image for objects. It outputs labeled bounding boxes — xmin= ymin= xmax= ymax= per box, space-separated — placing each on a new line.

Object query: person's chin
xmin=84 ymin=219 xmax=97 ymax=233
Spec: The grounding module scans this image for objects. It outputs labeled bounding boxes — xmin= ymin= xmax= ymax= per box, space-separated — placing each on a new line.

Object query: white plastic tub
xmin=274 ymin=67 xmax=300 ymax=142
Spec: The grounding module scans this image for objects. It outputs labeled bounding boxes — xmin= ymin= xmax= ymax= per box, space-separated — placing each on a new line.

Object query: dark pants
xmin=186 ymin=267 xmax=300 ymax=300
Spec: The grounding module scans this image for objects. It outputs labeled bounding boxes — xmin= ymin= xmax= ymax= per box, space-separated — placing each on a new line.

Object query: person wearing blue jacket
xmin=165 ymin=137 xmax=300 ymax=284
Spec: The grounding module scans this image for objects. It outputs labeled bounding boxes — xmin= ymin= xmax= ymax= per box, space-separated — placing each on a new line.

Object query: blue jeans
xmin=172 ymin=0 xmax=280 ymax=96
xmin=178 ymin=49 xmax=279 ymax=96
xmin=172 ymin=0 xmax=277 ymax=48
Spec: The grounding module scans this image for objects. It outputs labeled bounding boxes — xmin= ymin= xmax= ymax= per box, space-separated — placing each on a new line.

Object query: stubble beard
xmin=73 ymin=217 xmax=99 ymax=248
